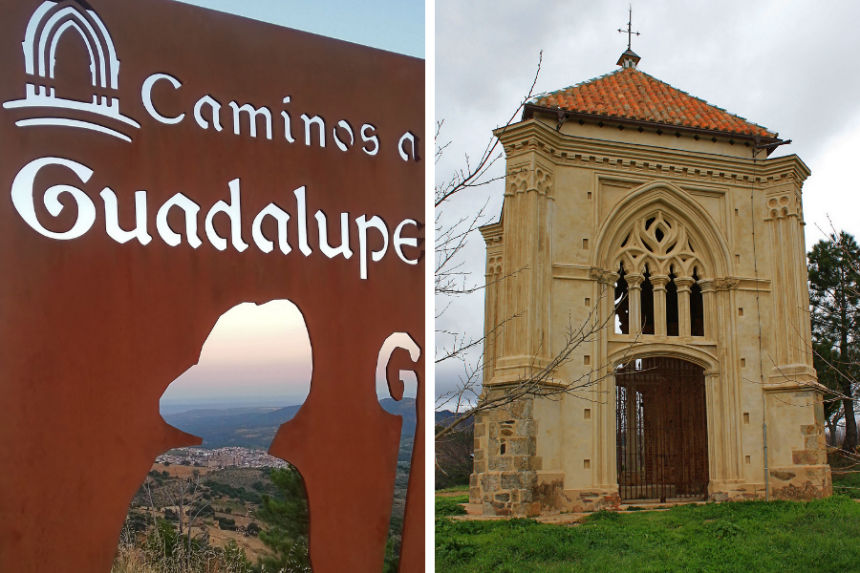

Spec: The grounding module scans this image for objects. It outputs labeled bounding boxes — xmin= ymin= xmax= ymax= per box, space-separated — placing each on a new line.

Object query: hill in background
xmin=162 ymin=398 xmax=417 ymax=451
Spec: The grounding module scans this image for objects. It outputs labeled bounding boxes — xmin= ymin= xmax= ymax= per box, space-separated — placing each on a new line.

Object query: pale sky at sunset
xmin=159 ymin=301 xmax=314 ymax=408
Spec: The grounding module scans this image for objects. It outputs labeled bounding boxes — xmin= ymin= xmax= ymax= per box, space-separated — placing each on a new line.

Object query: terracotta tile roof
xmin=531 ymin=67 xmax=776 ymax=139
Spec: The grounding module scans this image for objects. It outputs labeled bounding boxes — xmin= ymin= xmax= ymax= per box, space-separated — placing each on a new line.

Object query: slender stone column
xmin=675 ymin=276 xmax=695 ymax=337
xmin=650 ymin=274 xmax=670 ymax=336
xmin=698 ymin=279 xmax=716 ymax=339
xmin=625 ymin=273 xmax=644 ymax=336
xmin=604 ymin=271 xmax=620 ymax=331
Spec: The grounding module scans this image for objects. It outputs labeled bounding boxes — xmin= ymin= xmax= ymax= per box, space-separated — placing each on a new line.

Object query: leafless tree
xmin=436 ymin=290 xmax=627 ymax=442
xmin=434 ymin=51 xmax=633 ymax=455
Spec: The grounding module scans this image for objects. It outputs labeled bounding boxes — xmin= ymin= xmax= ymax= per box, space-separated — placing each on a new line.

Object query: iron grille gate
xmin=616 ymin=357 xmax=709 ymax=502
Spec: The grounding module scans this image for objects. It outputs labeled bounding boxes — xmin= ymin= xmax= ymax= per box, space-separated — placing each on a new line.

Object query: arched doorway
xmin=616 ymin=357 xmax=709 ymax=502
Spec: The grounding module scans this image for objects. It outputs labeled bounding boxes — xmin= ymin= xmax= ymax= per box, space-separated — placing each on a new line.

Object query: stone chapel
xmin=471 ymin=47 xmax=832 ymax=515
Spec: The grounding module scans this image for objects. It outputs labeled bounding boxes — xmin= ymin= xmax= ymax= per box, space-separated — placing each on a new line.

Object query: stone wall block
xmin=501 ymin=472 xmax=520 ymax=490
xmin=510 ymin=437 xmax=530 ymax=456
xmin=514 ymin=455 xmax=530 ymax=471
xmin=481 ymin=474 xmax=500 ymax=492
xmin=519 ymin=419 xmax=536 ymax=437
xmin=792 ymin=450 xmax=818 ymax=465
xmin=800 ymin=424 xmax=816 ymax=436
xmin=487 ymin=455 xmax=507 ymax=472
xmin=770 ymin=470 xmax=796 ymax=482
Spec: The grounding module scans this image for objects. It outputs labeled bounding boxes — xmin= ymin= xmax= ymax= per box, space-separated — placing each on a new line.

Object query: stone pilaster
xmin=494 ymin=158 xmax=555 ymax=383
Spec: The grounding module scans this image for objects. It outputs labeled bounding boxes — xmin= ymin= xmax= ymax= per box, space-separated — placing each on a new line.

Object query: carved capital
xmin=649 ymin=274 xmax=670 ymax=290
xmin=625 ymin=273 xmax=645 ymax=289
xmin=505 ymin=166 xmax=530 ymax=196
xmin=505 ymin=165 xmax=553 ymax=197
xmin=588 ymin=267 xmax=617 ymax=285
xmin=698 ymin=278 xmax=716 ymax=293
xmin=674 ymin=276 xmax=695 ymax=292
xmin=765 ymin=193 xmax=800 ymax=221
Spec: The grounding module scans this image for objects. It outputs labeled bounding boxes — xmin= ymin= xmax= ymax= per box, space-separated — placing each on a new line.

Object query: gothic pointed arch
xmin=592 ymin=181 xmax=731 ymax=280
xmin=23 ymin=1 xmax=119 ymax=94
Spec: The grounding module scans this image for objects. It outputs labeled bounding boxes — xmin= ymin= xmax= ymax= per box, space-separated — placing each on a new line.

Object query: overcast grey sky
xmin=436 ymin=0 xmax=860 ymax=402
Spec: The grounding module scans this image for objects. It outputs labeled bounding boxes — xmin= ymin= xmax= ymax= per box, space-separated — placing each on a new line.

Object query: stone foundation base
xmin=471 ymin=470 xmax=621 ymax=516
xmin=708 ymin=465 xmax=832 ymax=501
xmin=469 ymin=470 xmax=539 ymax=516
xmin=768 ymin=464 xmax=832 ymax=500
xmin=708 ymin=480 xmax=764 ymax=501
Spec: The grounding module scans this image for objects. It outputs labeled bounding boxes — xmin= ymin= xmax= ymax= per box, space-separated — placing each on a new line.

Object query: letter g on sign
xmin=376 ymin=332 xmax=421 ymax=401
xmin=11 ymin=157 xmax=97 ymax=240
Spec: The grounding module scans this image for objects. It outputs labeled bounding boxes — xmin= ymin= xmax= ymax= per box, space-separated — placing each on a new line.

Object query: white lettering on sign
xmin=11 ymin=157 xmax=421 ymax=280
xmin=11 ymin=156 xmax=97 ymax=240
xmin=139 ymin=73 xmax=409 ymax=160
xmin=100 ymin=188 xmax=152 ymax=245
xmin=141 ymin=73 xmax=185 ymax=125
xmin=2 ymin=2 xmax=421 ymax=162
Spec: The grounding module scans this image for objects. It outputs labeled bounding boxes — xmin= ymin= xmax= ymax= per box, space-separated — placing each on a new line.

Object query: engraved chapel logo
xmin=2 ymin=0 xmax=140 ymax=142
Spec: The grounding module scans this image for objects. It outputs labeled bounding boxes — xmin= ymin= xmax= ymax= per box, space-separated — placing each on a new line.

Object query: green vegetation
xmin=436 ymin=494 xmax=468 ymax=516
xmin=832 ymin=469 xmax=860 ymax=499
xmin=117 ymin=441 xmax=413 ymax=572
xmin=808 ymin=231 xmax=860 ymax=450
xmin=436 ymin=495 xmax=860 ymax=572
xmin=114 ymin=466 xmax=298 ymax=573
xmin=436 ymin=485 xmax=469 ymax=494
xmin=256 ymin=468 xmax=311 ymax=572
xmin=204 ymin=480 xmax=263 ymax=504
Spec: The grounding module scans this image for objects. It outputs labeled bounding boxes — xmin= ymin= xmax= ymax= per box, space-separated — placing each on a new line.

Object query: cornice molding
xmin=494 ymin=120 xmax=811 ymax=187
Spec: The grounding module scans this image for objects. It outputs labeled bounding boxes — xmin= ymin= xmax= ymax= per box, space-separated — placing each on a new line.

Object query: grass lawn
xmin=832 ymin=468 xmax=860 ymax=499
xmin=436 ymin=495 xmax=860 ymax=572
xmin=436 ymin=494 xmax=468 ymax=516
xmin=436 ymin=485 xmax=470 ymax=495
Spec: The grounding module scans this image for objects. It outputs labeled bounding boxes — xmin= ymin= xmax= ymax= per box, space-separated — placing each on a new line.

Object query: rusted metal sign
xmin=0 ymin=1 xmax=424 ymax=571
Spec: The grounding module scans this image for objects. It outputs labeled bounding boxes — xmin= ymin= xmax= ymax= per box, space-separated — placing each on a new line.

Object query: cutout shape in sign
xmin=2 ymin=0 xmax=141 ymax=142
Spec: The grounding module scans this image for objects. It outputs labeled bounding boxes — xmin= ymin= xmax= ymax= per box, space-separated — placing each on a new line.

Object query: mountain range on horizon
xmin=162 ymin=398 xmax=417 ymax=450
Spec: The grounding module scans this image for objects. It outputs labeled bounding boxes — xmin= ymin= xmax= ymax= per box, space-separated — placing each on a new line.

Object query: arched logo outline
xmin=2 ymin=0 xmax=140 ymax=142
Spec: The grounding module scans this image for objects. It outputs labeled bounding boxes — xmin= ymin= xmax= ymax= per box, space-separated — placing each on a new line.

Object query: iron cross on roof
xmin=618 ymin=5 xmax=640 ymax=51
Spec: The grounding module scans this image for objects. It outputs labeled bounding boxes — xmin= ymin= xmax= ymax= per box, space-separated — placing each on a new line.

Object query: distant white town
xmin=156 ymin=446 xmax=288 ymax=469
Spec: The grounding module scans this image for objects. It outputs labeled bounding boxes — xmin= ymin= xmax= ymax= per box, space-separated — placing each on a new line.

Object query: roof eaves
xmin=523 ymin=103 xmax=780 ymax=142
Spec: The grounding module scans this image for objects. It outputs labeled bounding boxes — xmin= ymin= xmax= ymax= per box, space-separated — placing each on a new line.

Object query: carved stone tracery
xmin=607 ymin=208 xmax=709 ymax=339
xmin=612 ymin=211 xmax=703 ymax=278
